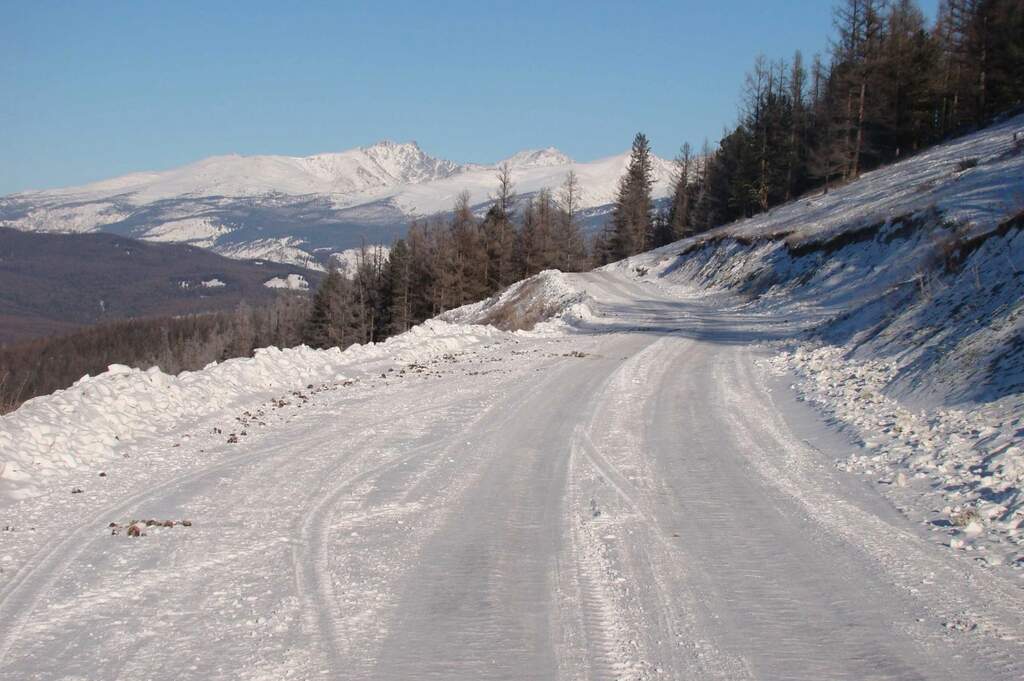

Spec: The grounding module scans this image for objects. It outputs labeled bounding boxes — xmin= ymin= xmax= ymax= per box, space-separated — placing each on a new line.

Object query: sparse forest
xmin=650 ymin=0 xmax=1024 ymax=246
xmin=301 ymin=167 xmax=591 ymax=349
xmin=0 ymin=296 xmax=311 ymax=414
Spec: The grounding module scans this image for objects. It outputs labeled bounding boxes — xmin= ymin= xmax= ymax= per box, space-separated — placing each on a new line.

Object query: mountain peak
xmin=502 ymin=147 xmax=574 ymax=169
xmin=362 ymin=139 xmax=422 ymax=153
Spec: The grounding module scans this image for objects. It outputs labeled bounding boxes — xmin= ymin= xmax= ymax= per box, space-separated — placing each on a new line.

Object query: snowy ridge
xmin=0 ymin=142 xmax=676 ymax=265
xmin=0 ymin=319 xmax=505 ymax=502
xmin=624 ymin=113 xmax=1024 ymax=568
xmin=19 ymin=141 xmax=465 ymax=203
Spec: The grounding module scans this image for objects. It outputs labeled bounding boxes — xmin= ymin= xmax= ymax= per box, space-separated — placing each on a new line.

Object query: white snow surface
xmin=140 ymin=217 xmax=232 ymax=247
xmin=329 ymin=245 xmax=391 ymax=279
xmin=214 ymin=237 xmax=325 ymax=271
xmin=0 ymin=320 xmax=504 ymax=502
xmin=1 ymin=118 xmax=1024 ymax=680
xmin=263 ymin=273 xmax=310 ymax=290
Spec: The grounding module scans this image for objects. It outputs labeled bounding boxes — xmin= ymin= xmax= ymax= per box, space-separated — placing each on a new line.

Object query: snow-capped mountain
xmin=0 ymin=142 xmax=675 ymax=267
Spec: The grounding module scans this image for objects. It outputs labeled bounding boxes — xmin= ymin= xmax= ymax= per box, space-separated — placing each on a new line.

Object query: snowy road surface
xmin=1 ymin=271 xmax=1022 ymax=680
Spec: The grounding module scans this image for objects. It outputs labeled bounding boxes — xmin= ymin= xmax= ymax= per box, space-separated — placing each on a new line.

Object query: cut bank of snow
xmin=263 ymin=274 xmax=309 ymax=290
xmin=0 ymin=319 xmax=506 ymax=503
xmin=622 ymin=112 xmax=1024 ymax=571
xmin=767 ymin=345 xmax=1024 ymax=568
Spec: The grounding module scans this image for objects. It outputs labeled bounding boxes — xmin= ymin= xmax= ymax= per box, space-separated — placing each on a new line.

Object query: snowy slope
xmin=0 ymin=141 xmax=676 ymax=266
xmin=618 ymin=112 xmax=1024 ymax=573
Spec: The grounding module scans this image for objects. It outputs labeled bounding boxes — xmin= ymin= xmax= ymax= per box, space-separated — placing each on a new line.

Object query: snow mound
xmin=0 ymin=319 xmax=503 ymax=503
xmin=441 ymin=270 xmax=596 ymax=333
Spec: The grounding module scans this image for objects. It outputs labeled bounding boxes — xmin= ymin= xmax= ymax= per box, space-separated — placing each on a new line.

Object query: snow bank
xmin=0 ymin=319 xmax=503 ymax=502
xmin=770 ymin=346 xmax=1024 ymax=567
xmin=441 ymin=269 xmax=596 ymax=333
xmin=630 ymin=114 xmax=1024 ymax=568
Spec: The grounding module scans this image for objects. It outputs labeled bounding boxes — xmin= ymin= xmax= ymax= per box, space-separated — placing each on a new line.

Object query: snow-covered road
xmin=2 ymin=271 xmax=1022 ymax=680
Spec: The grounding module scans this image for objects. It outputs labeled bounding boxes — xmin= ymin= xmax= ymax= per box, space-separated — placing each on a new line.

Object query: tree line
xmin=301 ymin=167 xmax=590 ymax=348
xmin=601 ymin=0 xmax=1024 ymax=259
xmin=0 ymin=296 xmax=310 ymax=414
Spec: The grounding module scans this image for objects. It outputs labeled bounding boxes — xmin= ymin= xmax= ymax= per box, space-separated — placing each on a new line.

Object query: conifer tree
xmin=610 ymin=132 xmax=655 ymax=259
xmin=303 ymin=268 xmax=350 ymax=349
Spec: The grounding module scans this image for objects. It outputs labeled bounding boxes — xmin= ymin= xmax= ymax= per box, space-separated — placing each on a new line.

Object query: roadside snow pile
xmin=0 ymin=319 xmax=504 ymax=503
xmin=441 ymin=269 xmax=596 ymax=333
xmin=770 ymin=346 xmax=1024 ymax=568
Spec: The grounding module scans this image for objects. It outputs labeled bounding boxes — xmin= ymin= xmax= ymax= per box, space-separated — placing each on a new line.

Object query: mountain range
xmin=0 ymin=142 xmax=676 ymax=269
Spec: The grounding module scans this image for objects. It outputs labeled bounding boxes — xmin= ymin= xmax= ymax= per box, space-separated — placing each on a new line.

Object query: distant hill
xmin=0 ymin=228 xmax=319 ymax=344
xmin=0 ymin=141 xmax=678 ymax=267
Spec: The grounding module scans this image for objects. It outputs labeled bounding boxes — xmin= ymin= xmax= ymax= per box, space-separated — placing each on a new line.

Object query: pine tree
xmin=610 ymin=132 xmax=655 ymax=259
xmin=383 ymin=238 xmax=413 ymax=335
xmin=556 ymin=170 xmax=588 ymax=271
xmin=302 ymin=268 xmax=351 ymax=349
xmin=483 ymin=163 xmax=518 ymax=291
xmin=663 ymin=142 xmax=695 ymax=244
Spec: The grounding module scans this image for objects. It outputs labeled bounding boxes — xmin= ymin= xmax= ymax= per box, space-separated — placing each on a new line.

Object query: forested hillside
xmin=0 ymin=228 xmax=318 ymax=344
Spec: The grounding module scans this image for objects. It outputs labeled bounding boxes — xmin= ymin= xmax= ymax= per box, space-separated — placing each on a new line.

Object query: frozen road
xmin=1 ymin=271 xmax=1022 ymax=680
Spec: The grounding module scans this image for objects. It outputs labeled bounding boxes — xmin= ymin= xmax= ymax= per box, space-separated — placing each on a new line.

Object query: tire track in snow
xmin=718 ymin=349 xmax=1024 ymax=679
xmin=562 ymin=331 xmax=748 ymax=680
xmin=0 ymin=384 xmax=477 ymax=671
xmin=295 ymin=359 xmax=573 ymax=675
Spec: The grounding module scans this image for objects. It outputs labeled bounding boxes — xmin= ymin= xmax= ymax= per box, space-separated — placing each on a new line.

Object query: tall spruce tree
xmin=610 ymin=132 xmax=655 ymax=259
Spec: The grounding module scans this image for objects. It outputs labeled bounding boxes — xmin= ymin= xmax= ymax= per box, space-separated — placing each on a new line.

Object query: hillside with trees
xmin=649 ymin=0 xmax=1024 ymax=247
xmin=0 ymin=228 xmax=320 ymax=344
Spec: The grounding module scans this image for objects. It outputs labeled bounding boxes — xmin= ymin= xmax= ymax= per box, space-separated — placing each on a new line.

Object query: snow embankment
xmin=628 ymin=114 xmax=1024 ymax=567
xmin=441 ymin=269 xmax=596 ymax=333
xmin=0 ymin=319 xmax=504 ymax=503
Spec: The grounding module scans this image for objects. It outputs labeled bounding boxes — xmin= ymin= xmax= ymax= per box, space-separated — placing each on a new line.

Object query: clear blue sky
xmin=1 ymin=0 xmax=939 ymax=194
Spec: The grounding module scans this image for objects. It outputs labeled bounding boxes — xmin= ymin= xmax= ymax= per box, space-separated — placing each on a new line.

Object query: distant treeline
xmin=0 ymin=172 xmax=596 ymax=411
xmin=302 ymin=169 xmax=591 ymax=348
xmin=604 ymin=0 xmax=1024 ymax=259
xmin=0 ymin=296 xmax=310 ymax=414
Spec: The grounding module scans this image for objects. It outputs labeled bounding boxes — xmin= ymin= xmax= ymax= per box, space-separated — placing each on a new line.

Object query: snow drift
xmin=0 ymin=320 xmax=506 ymax=502
xmin=440 ymin=269 xmax=597 ymax=332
